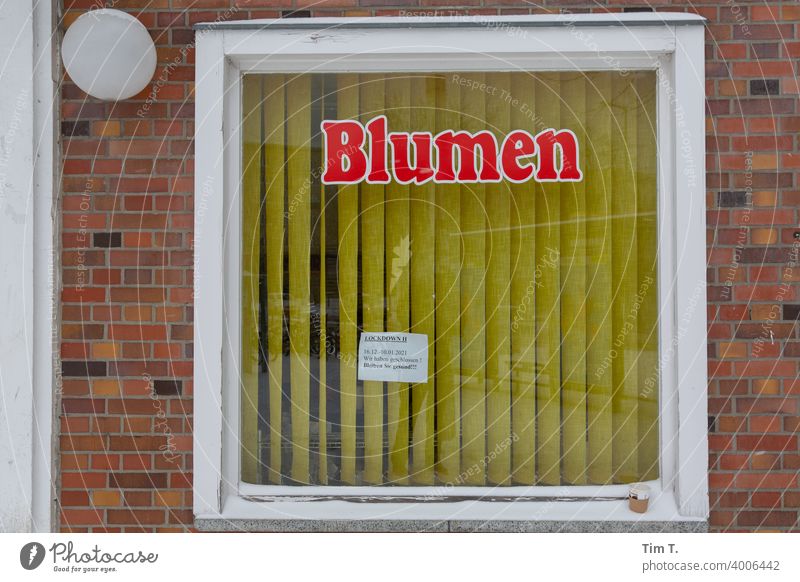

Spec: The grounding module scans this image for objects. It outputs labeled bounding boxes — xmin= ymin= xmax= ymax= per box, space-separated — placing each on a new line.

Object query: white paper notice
xmin=357 ymin=332 xmax=429 ymax=383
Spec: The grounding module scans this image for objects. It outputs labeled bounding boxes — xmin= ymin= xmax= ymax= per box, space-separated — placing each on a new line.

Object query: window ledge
xmin=196 ymin=519 xmax=707 ymax=533
xmin=195 ymin=491 xmax=707 ymax=532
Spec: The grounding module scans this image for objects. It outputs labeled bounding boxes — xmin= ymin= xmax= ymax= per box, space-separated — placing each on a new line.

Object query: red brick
xmin=736 ymin=397 xmax=798 ymax=415
xmin=61 ymin=509 xmax=104 ymax=526
xmin=107 ymin=510 xmax=165 ymax=526
xmin=62 ymin=472 xmax=107 ymax=489
xmin=737 ymin=435 xmax=797 ymax=451
xmin=752 ymin=492 xmax=781 ymax=508
xmin=736 ymin=510 xmax=797 ymax=528
xmin=735 ymin=473 xmax=797 ymax=489
xmin=109 ymin=472 xmax=168 ymax=489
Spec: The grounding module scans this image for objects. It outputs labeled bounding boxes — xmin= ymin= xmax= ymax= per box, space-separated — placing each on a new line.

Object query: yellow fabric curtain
xmin=241 ymin=71 xmax=659 ymax=486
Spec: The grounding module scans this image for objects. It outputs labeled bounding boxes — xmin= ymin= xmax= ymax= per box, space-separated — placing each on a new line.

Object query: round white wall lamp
xmin=62 ymin=9 xmax=157 ymax=101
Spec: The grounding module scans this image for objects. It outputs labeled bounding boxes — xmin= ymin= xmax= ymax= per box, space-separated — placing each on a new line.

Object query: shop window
xmin=194 ymin=14 xmax=707 ymax=524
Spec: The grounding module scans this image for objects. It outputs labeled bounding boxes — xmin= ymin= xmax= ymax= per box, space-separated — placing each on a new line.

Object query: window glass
xmin=240 ymin=71 xmax=659 ymax=486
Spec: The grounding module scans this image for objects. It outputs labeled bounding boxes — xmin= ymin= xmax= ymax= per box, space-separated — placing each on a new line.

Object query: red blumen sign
xmin=321 ymin=115 xmax=583 ymax=185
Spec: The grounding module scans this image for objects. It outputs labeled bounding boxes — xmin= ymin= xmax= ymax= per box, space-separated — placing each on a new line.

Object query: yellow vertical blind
xmin=287 ymin=75 xmax=311 ymax=484
xmin=410 ymin=75 xmax=436 ymax=485
xmin=263 ymin=74 xmax=285 ymax=485
xmin=586 ymin=71 xmax=614 ymax=483
xmin=611 ymin=73 xmax=640 ymax=483
xmin=385 ymin=75 xmax=411 ymax=484
xmin=434 ymin=75 xmax=462 ymax=484
xmin=636 ymin=74 xmax=660 ymax=481
xmin=241 ymin=76 xmax=261 ymax=484
xmin=337 ymin=74 xmax=359 ymax=484
xmin=509 ymin=73 xmax=536 ymax=484
xmin=317 ymin=78 xmax=329 ymax=485
xmin=534 ymin=73 xmax=562 ymax=486
xmin=360 ymin=74 xmax=386 ymax=485
xmin=242 ymin=71 xmax=659 ymax=487
xmin=485 ymin=72 xmax=512 ymax=485
xmin=459 ymin=73 xmax=487 ymax=485
xmin=561 ymin=74 xmax=588 ymax=485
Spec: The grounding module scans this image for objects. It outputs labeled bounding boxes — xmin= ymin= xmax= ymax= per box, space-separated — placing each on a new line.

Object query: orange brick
xmin=751 ymin=155 xmax=778 ymax=171
xmin=92 ymin=490 xmax=121 ymax=507
xmin=155 ymin=491 xmax=183 ymax=507
xmin=752 ymin=190 xmax=777 ymax=206
xmin=92 ymin=342 xmax=121 ymax=359
xmin=122 ymin=232 xmax=152 ymax=247
xmin=92 ymin=379 xmax=121 ymax=396
xmin=124 ymin=305 xmax=152 ymax=322
xmin=719 ymin=341 xmax=747 ymax=359
xmin=751 ymin=228 xmax=777 ymax=244
xmin=61 ymin=453 xmax=89 ymax=470
xmin=718 ymin=79 xmax=746 ymax=96
xmin=754 ymin=379 xmax=780 ymax=395
xmin=784 ymin=5 xmax=800 ymax=19
xmin=93 ymin=120 xmax=120 ymax=137
xmin=749 ymin=304 xmax=778 ymax=320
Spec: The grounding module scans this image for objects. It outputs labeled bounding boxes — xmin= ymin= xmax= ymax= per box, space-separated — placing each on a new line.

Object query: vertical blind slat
xmin=360 ymin=74 xmax=386 ymax=485
xmin=385 ymin=75 xmax=411 ymax=484
xmin=459 ymin=73 xmax=487 ymax=485
xmin=287 ymin=75 xmax=312 ymax=484
xmin=241 ymin=76 xmax=262 ymax=484
xmin=561 ymin=74 xmax=588 ymax=485
xmin=434 ymin=75 xmax=462 ymax=483
xmin=337 ymin=74 xmax=359 ymax=484
xmin=535 ymin=73 xmax=562 ymax=485
xmin=586 ymin=72 xmax=614 ymax=484
xmin=611 ymin=75 xmax=639 ymax=482
xmin=510 ymin=73 xmax=537 ymax=485
xmin=636 ymin=74 xmax=659 ymax=481
xmin=318 ymin=79 xmax=329 ymax=485
xmin=485 ymin=72 xmax=512 ymax=485
xmin=410 ymin=75 xmax=436 ymax=485
xmin=264 ymin=75 xmax=285 ymax=484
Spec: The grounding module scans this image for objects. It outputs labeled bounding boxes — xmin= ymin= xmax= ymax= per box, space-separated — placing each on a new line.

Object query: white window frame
xmin=194 ymin=13 xmax=708 ymax=525
xmin=0 ymin=0 xmax=56 ymax=533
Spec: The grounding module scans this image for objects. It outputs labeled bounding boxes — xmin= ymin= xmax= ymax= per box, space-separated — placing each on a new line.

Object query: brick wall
xmin=58 ymin=0 xmax=800 ymax=532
